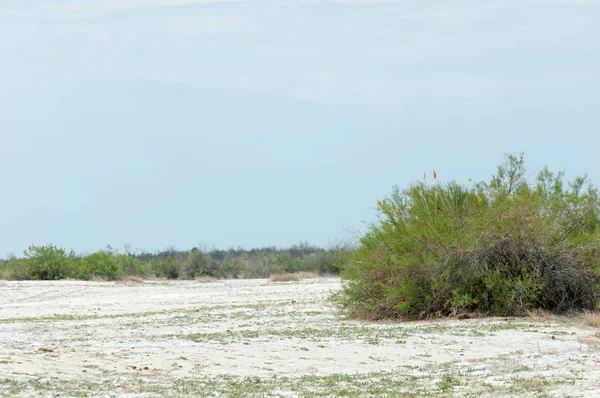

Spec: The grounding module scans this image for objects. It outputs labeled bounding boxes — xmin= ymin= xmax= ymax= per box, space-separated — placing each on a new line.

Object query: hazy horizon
xmin=1 ymin=0 xmax=599 ymax=256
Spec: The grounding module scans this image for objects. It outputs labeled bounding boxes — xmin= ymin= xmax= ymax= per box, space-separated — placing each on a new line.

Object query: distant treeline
xmin=0 ymin=242 xmax=353 ymax=281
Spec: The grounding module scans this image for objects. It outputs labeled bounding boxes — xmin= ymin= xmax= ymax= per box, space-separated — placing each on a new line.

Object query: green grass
xmin=0 ymin=364 xmax=584 ymax=397
xmin=437 ymin=374 xmax=460 ymax=392
xmin=168 ymin=321 xmax=550 ymax=344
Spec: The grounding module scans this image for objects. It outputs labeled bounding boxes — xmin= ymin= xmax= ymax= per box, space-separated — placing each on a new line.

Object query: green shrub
xmin=150 ymin=255 xmax=180 ymax=279
xmin=218 ymin=257 xmax=244 ymax=279
xmin=281 ymin=258 xmax=304 ymax=274
xmin=335 ymin=154 xmax=600 ymax=319
xmin=182 ymin=250 xmax=216 ymax=279
xmin=234 ymin=254 xmax=280 ymax=279
xmin=15 ymin=244 xmax=77 ymax=280
xmin=0 ymin=260 xmax=7 ymax=279
xmin=79 ymin=248 xmax=124 ymax=280
xmin=2 ymin=243 xmax=347 ymax=281
xmin=116 ymin=254 xmax=152 ymax=277
xmin=7 ymin=258 xmax=32 ymax=280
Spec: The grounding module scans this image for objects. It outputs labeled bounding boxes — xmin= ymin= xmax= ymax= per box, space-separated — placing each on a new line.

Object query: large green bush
xmin=149 ymin=250 xmax=181 ymax=279
xmin=9 ymin=244 xmax=77 ymax=280
xmin=78 ymin=247 xmax=124 ymax=280
xmin=182 ymin=249 xmax=217 ymax=279
xmin=335 ymin=154 xmax=600 ymax=319
xmin=117 ymin=254 xmax=153 ymax=277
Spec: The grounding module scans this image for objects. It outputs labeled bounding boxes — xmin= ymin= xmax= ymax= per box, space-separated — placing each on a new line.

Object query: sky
xmin=1 ymin=0 xmax=599 ymax=256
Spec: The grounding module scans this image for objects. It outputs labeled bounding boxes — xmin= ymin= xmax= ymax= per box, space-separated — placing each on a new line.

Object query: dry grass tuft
xmin=526 ymin=310 xmax=600 ymax=328
xmin=120 ymin=276 xmax=146 ymax=284
xmin=526 ymin=308 xmax=559 ymax=321
xmin=581 ymin=312 xmax=600 ymax=328
xmin=523 ymin=310 xmax=600 ymax=329
xmin=269 ymin=272 xmax=319 ymax=282
xmin=195 ymin=276 xmax=218 ymax=283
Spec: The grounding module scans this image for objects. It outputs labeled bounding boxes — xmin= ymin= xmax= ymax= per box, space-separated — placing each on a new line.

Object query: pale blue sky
xmin=1 ymin=0 xmax=599 ymax=256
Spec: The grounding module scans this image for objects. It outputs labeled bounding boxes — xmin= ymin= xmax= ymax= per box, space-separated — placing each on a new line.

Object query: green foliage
xmin=150 ymin=254 xmax=180 ymax=279
xmin=116 ymin=254 xmax=152 ymax=277
xmin=6 ymin=258 xmax=31 ymax=280
xmin=78 ymin=247 xmax=124 ymax=280
xmin=218 ymin=257 xmax=244 ymax=279
xmin=336 ymin=153 xmax=600 ymax=319
xmin=5 ymin=245 xmax=127 ymax=281
xmin=2 ymin=242 xmax=348 ymax=281
xmin=11 ymin=244 xmax=77 ymax=280
xmin=182 ymin=250 xmax=215 ymax=279
xmin=237 ymin=253 xmax=281 ymax=279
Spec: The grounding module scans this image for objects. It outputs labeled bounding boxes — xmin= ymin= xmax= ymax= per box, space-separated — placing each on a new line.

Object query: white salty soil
xmin=1 ymin=278 xmax=599 ymax=397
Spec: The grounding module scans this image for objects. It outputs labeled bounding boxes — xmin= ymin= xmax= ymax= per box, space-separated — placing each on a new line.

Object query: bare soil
xmin=1 ymin=278 xmax=599 ymax=397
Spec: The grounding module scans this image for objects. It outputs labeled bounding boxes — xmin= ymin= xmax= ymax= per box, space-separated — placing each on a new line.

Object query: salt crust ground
xmin=1 ymin=278 xmax=599 ymax=397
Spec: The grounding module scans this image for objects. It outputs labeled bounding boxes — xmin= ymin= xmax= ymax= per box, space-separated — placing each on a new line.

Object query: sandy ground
xmin=1 ymin=278 xmax=600 ymax=397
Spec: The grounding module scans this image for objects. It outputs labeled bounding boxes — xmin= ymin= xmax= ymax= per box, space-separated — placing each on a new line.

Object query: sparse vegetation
xmin=4 ymin=154 xmax=600 ymax=398
xmin=336 ymin=153 xmax=600 ymax=320
xmin=0 ymin=242 xmax=352 ymax=281
xmin=2 ymin=277 xmax=599 ymax=397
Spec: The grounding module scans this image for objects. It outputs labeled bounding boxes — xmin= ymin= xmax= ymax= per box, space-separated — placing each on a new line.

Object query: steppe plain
xmin=1 ymin=278 xmax=600 ymax=397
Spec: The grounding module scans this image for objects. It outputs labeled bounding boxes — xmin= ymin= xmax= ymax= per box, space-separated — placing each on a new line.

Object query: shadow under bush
xmin=335 ymin=154 xmax=600 ymax=319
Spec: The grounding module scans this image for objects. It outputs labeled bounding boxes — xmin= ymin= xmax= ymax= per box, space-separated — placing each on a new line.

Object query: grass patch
xmin=170 ymin=321 xmax=546 ymax=344
xmin=0 ymin=372 xmax=433 ymax=397
xmin=437 ymin=374 xmax=460 ymax=392
xmin=0 ymin=365 xmax=584 ymax=397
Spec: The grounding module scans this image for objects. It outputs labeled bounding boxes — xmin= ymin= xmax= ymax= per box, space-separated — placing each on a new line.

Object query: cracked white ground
xmin=1 ymin=278 xmax=599 ymax=397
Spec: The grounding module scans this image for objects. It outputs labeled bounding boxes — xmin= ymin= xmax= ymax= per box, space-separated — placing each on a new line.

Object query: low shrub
xmin=1 ymin=243 xmax=348 ymax=281
xmin=79 ymin=248 xmax=124 ymax=280
xmin=335 ymin=154 xmax=600 ymax=319
xmin=13 ymin=244 xmax=77 ymax=280
xmin=6 ymin=258 xmax=31 ymax=280
xmin=218 ymin=257 xmax=244 ymax=279
xmin=116 ymin=254 xmax=152 ymax=278
xmin=182 ymin=249 xmax=217 ymax=279
xmin=0 ymin=259 xmax=7 ymax=279
xmin=150 ymin=254 xmax=180 ymax=279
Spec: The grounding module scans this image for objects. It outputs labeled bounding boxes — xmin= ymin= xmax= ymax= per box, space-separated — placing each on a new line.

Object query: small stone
xmin=300 ymin=347 xmax=309 ymax=351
